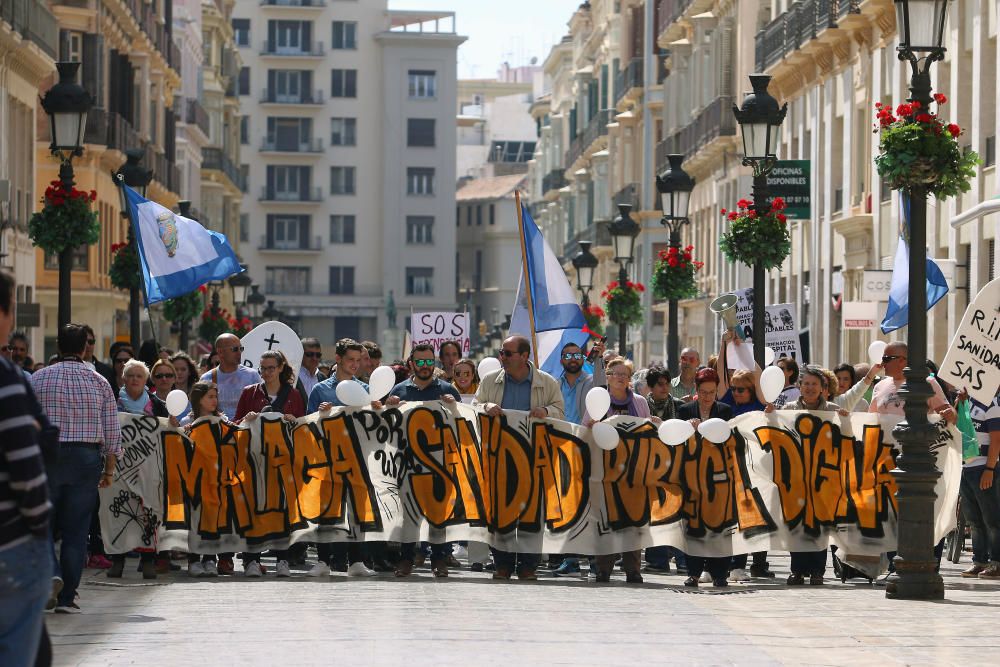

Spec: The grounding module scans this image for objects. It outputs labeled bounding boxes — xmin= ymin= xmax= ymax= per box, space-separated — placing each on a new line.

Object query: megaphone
xmin=710 ymin=293 xmax=745 ymax=339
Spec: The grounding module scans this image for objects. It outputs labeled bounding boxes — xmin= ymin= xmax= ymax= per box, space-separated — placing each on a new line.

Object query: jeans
xmin=790 ymin=550 xmax=827 ymax=576
xmin=400 ymin=542 xmax=448 ymax=563
xmin=960 ymin=465 xmax=1000 ymax=564
xmin=645 ymin=546 xmax=687 ymax=569
xmin=491 ymin=549 xmax=539 ymax=573
xmin=48 ymin=445 xmax=102 ymax=606
xmin=317 ymin=542 xmax=363 ymax=566
xmin=686 ymin=555 xmax=729 ymax=581
xmin=0 ymin=537 xmax=52 ymax=667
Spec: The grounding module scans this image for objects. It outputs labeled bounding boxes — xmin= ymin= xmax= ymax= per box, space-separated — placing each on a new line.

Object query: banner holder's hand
xmin=482 ymin=403 xmax=502 ymax=417
xmin=441 ymin=395 xmax=456 ymax=405
xmin=318 ymin=402 xmax=333 ymax=413
xmin=529 ymin=407 xmax=548 ymax=419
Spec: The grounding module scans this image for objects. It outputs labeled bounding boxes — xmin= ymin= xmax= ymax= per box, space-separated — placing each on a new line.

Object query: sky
xmin=388 ymin=0 xmax=583 ymax=79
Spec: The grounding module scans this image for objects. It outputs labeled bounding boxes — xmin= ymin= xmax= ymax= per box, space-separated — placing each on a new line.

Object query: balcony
xmin=0 ymin=0 xmax=58 ymax=59
xmin=657 ymin=95 xmax=735 ymax=169
xmin=541 ymin=168 xmax=568 ymax=196
xmin=564 ymin=108 xmax=611 ymax=169
xmin=202 ymin=147 xmax=245 ymax=191
xmin=259 ymin=186 xmax=323 ymax=203
xmin=260 ymin=41 xmax=325 ymax=57
xmin=260 ymin=89 xmax=325 ymax=105
xmin=258 ymin=234 xmax=323 ymax=251
xmin=183 ymin=98 xmax=210 ymax=136
xmin=612 ymin=183 xmax=640 ymax=210
xmin=105 ymin=111 xmax=145 ymax=153
xmin=562 ymin=222 xmax=612 ymax=264
xmin=614 ymin=57 xmax=643 ymax=107
xmin=117 ymin=0 xmax=181 ymax=72
xmin=260 ymin=0 xmax=326 ymax=6
xmin=260 ymin=138 xmax=324 ymax=153
xmin=146 ymin=145 xmax=181 ymax=194
xmin=755 ymin=0 xmax=860 ymax=73
xmin=656 ymin=0 xmax=692 ymax=41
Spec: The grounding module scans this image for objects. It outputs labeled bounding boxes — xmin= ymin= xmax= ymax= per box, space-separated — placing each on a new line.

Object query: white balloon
xmin=368 ymin=365 xmax=397 ymax=400
xmin=760 ymin=366 xmax=786 ymax=404
xmin=477 ymin=357 xmax=501 ymax=379
xmin=868 ymin=340 xmax=887 ymax=365
xmin=165 ymin=389 xmax=189 ymax=417
xmin=585 ymin=387 xmax=611 ymax=422
xmin=592 ymin=422 xmax=620 ymax=451
xmin=335 ymin=380 xmax=371 ymax=407
xmin=764 ymin=346 xmax=776 ymax=366
xmin=698 ymin=418 xmax=732 ymax=444
xmin=658 ymin=419 xmax=695 ymax=446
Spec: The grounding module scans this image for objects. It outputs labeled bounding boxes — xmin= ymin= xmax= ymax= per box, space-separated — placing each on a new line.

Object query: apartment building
xmin=0 ymin=1 xmax=57 ymax=355
xmin=234 ymin=1 xmax=464 ymax=346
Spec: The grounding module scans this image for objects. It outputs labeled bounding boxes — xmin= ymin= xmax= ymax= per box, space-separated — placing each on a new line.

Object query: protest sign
xmin=411 ymin=312 xmax=470 ymax=354
xmin=100 ymin=405 xmax=959 ymax=558
xmin=940 ymin=277 xmax=1000 ymax=404
xmin=733 ymin=288 xmax=803 ymax=361
xmin=240 ymin=321 xmax=303 ymax=377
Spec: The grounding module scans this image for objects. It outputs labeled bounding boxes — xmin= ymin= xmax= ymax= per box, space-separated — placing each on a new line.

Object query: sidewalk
xmin=48 ymin=555 xmax=1000 ymax=666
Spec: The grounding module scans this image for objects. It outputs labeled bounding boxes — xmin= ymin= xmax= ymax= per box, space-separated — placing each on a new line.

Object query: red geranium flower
xmin=771 ymin=197 xmax=786 ymax=211
xmin=727 ymin=211 xmax=738 ymax=221
xmin=934 ymin=93 xmax=947 ymax=104
xmin=896 ymin=103 xmax=913 ymax=117
xmin=915 ymin=113 xmax=933 ymax=123
xmin=947 ymin=123 xmax=961 ymax=137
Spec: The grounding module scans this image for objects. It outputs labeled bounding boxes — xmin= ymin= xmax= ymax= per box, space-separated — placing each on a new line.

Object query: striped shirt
xmin=30 ymin=359 xmax=122 ymax=458
xmin=0 ymin=358 xmax=50 ymax=551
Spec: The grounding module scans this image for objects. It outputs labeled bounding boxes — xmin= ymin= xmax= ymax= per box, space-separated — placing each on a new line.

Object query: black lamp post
xmin=656 ymin=154 xmax=695 ymax=376
xmin=608 ymin=204 xmax=640 ymax=356
xmin=228 ymin=263 xmax=252 ymax=319
xmin=247 ymin=284 xmax=266 ymax=320
xmin=732 ymin=74 xmax=787 ymax=368
xmin=885 ymin=0 xmax=950 ymax=602
xmin=262 ymin=300 xmax=280 ymax=321
xmin=115 ymin=149 xmax=152 ymax=351
xmin=41 ymin=62 xmax=93 ymax=330
xmin=571 ymin=241 xmax=598 ymax=307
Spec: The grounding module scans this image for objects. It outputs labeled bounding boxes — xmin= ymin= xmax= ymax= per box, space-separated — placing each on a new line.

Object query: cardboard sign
xmin=842 ymin=301 xmax=878 ymax=330
xmin=411 ymin=312 xmax=471 ymax=355
xmin=733 ymin=288 xmax=803 ymax=361
xmin=240 ymin=321 xmax=303 ymax=378
xmin=940 ymin=277 xmax=1000 ymax=404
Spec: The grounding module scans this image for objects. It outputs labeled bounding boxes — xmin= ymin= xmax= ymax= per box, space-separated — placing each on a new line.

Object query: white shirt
xmin=298 ymin=365 xmax=321 ymax=398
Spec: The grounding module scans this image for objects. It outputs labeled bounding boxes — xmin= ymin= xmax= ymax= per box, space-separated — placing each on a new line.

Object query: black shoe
xmin=626 ymin=571 xmax=644 ymax=584
xmin=712 ymin=578 xmax=728 ymax=588
xmin=809 ymin=575 xmax=824 ymax=585
xmin=141 ymin=560 xmax=157 ymax=580
xmin=470 ymin=562 xmax=484 ymax=572
xmin=750 ymin=563 xmax=775 ymax=578
xmin=107 ymin=560 xmax=124 ymax=579
xmin=643 ymin=563 xmax=670 ymax=574
xmin=786 ymin=573 xmax=805 ymax=586
xmin=683 ymin=576 xmax=698 ymax=587
xmin=595 ymin=571 xmax=611 ymax=583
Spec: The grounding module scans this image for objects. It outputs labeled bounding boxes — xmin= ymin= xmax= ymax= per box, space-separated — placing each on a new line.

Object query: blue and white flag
xmin=880 ymin=194 xmax=950 ymax=333
xmin=509 ymin=202 xmax=590 ymax=379
xmin=122 ymin=184 xmax=243 ymax=305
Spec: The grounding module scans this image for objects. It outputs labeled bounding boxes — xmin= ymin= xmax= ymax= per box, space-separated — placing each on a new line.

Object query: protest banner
xmin=940 ymin=277 xmax=1000 ymax=405
xmin=410 ymin=312 xmax=470 ymax=355
xmin=733 ymin=288 xmax=803 ymax=361
xmin=101 ymin=405 xmax=959 ymax=558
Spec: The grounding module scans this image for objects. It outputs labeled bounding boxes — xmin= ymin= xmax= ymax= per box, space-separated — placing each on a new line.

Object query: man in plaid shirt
xmin=31 ymin=323 xmax=121 ymax=614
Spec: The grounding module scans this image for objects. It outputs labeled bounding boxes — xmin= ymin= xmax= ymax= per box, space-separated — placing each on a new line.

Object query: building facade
xmin=233 ymin=1 xmax=464 ymax=347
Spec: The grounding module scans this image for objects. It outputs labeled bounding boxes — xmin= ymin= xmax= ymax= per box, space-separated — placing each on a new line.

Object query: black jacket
xmin=678 ymin=400 xmax=734 ymax=421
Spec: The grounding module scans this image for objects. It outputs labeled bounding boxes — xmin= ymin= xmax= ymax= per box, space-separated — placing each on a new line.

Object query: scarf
xmin=118 ymin=386 xmax=150 ymax=414
xmin=609 ymin=390 xmax=641 ymax=417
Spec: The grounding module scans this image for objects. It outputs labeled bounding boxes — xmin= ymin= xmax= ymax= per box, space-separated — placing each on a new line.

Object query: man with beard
xmin=385 ymin=344 xmax=460 ymax=577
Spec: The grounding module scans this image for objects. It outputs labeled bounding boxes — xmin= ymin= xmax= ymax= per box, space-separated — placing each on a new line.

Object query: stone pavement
xmin=47 ymin=554 xmax=1000 ymax=666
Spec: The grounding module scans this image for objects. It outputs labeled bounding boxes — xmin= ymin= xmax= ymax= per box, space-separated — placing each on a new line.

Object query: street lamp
xmin=884 ymin=0 xmax=950 ymax=602
xmin=656 ymin=154 xmax=694 ymax=376
xmin=115 ymin=149 xmax=152 ymax=351
xmin=41 ymin=61 xmax=93 ymax=330
xmin=608 ymin=204 xmax=640 ymax=356
xmin=571 ymin=241 xmax=598 ymax=307
xmin=247 ymin=284 xmax=266 ymax=320
xmin=262 ymin=300 xmax=281 ymax=320
xmin=732 ymin=74 xmax=787 ymax=367
xmin=228 ymin=264 xmax=252 ymax=315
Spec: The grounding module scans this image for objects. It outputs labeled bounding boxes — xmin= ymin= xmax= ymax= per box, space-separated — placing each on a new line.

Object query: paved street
xmin=48 ymin=554 xmax=1000 ymax=666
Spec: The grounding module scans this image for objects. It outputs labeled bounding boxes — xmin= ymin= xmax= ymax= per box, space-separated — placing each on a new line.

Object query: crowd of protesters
xmin=2 ymin=264 xmax=998 ymax=664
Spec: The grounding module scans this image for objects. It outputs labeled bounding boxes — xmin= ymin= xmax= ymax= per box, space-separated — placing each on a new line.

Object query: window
xmin=240 ymin=116 xmax=249 ymax=144
xmin=232 ymin=19 xmax=250 ymax=47
xmin=334 ymin=316 xmax=360 ymax=341
xmin=265 ymin=267 xmax=310 ymax=294
xmin=474 ymin=250 xmax=482 ymax=290
xmin=266 ymin=165 xmax=311 ymax=200
xmin=476 ymin=205 xmax=482 ymax=226
xmin=407 ymin=118 xmax=435 ymax=147
xmin=268 ymin=69 xmax=311 ymax=103
xmin=238 ymin=67 xmax=250 ymax=96
xmin=986 ymin=135 xmax=996 ymax=168
xmin=330 ymin=117 xmax=356 ymax=146
xmin=331 ymin=69 xmax=357 ymax=98
xmin=405 ymin=267 xmax=434 ymax=296
xmin=407 ymin=168 xmax=434 ymax=195
xmin=406 ymin=216 xmax=434 ymax=244
xmin=44 ymin=245 xmax=88 ymax=271
xmin=267 ymin=215 xmax=307 ymax=249
xmin=330 ymin=166 xmax=356 ymax=194
xmin=330 ymin=215 xmax=356 ymax=243
xmin=268 ymin=20 xmax=312 ymax=54
xmin=329 ymin=266 xmax=355 ymax=294
xmin=332 ymin=21 xmax=357 ymax=49
xmin=455 ymin=206 xmax=460 ymax=227
xmin=266 ymin=117 xmax=313 ymax=151
xmin=239 ymin=164 xmax=249 ymax=193
xmin=408 ymin=70 xmax=436 ymax=98
xmin=489 ymin=203 xmax=495 ymax=225
xmin=240 ymin=213 xmax=249 ymax=243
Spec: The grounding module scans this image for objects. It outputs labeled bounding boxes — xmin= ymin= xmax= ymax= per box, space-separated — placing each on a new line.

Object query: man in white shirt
xmin=297 ymin=337 xmax=325 ymax=403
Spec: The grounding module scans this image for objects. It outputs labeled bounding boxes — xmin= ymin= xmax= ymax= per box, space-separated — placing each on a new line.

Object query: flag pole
xmin=114 ymin=174 xmax=160 ymax=353
xmin=514 ymin=190 xmax=539 ymax=367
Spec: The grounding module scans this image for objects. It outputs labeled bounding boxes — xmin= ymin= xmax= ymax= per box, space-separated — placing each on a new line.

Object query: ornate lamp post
xmin=228 ymin=264 xmax=252 ymax=318
xmin=115 ymin=149 xmax=152 ymax=351
xmin=41 ymin=62 xmax=93 ymax=330
xmin=571 ymin=241 xmax=598 ymax=307
xmin=655 ymin=154 xmax=695 ymax=376
xmin=885 ymin=0 xmax=951 ymax=602
xmin=607 ymin=204 xmax=640 ymax=356
xmin=732 ymin=75 xmax=787 ymax=367
xmin=247 ymin=284 xmax=266 ymax=320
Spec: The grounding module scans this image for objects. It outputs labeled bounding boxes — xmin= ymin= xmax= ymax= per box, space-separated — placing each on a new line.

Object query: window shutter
xmin=300 ymin=216 xmax=310 ymax=249
xmin=268 ymin=20 xmax=276 ymax=47
xmin=82 ymin=34 xmax=104 ymax=106
xmin=302 ymin=21 xmax=311 ymax=49
xmin=299 ymin=167 xmax=309 ymax=199
xmin=266 ymin=215 xmax=275 ymax=246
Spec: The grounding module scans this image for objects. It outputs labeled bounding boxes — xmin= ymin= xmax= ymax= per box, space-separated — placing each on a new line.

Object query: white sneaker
xmin=346 ymin=561 xmax=376 ymax=577
xmin=245 ymin=561 xmax=263 ymax=578
xmin=201 ymin=561 xmax=218 ymax=577
xmin=307 ymin=562 xmax=331 ymax=577
xmin=275 ymin=560 xmax=291 ymax=578
xmin=451 ymin=545 xmax=468 ymax=561
xmin=729 ymin=568 xmax=750 ymax=582
xmin=699 ymin=571 xmax=713 ymax=583
xmin=188 ymin=562 xmax=205 ymax=578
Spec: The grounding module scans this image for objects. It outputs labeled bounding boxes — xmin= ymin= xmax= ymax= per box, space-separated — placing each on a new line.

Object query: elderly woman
xmin=451 ymin=358 xmax=479 ymax=396
xmin=117 ymin=359 xmax=168 ymax=418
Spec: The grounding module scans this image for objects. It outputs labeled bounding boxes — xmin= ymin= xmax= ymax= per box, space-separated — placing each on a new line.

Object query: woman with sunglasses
xmin=149 ymin=359 xmax=177 ymax=404
xmin=451 ymin=358 xmax=479 ymax=396
xmin=111 ymin=347 xmax=134 ymax=391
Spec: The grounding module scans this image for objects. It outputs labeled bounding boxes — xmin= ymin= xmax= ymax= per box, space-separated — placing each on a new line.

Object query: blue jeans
xmin=48 ymin=445 xmax=102 ymax=606
xmin=491 ymin=549 xmax=539 ymax=573
xmin=0 ymin=537 xmax=52 ymax=667
xmin=960 ymin=465 xmax=1000 ymax=564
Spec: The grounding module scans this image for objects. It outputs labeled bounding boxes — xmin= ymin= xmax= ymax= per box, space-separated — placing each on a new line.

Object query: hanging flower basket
xmin=873 ymin=95 xmax=979 ymax=199
xmin=582 ymin=304 xmax=605 ymax=335
xmin=602 ymin=280 xmax=645 ymax=327
xmin=652 ymin=245 xmax=704 ymax=301
xmin=198 ymin=306 xmax=233 ymax=342
xmin=162 ymin=289 xmax=204 ymax=325
xmin=109 ymin=242 xmax=142 ymax=291
xmin=229 ymin=316 xmax=253 ymax=338
xmin=28 ymin=180 xmax=100 ymax=254
xmin=719 ymin=197 xmax=792 ymax=271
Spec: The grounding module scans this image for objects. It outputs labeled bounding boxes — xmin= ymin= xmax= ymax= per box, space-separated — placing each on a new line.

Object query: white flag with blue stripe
xmin=122 ymin=184 xmax=243 ymax=305
xmin=509 ymin=202 xmax=590 ymax=379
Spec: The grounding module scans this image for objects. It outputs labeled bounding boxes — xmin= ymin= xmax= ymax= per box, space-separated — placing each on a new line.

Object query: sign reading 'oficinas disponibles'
xmin=940 ymin=277 xmax=1000 ymax=405
xmin=766 ymin=160 xmax=810 ymax=220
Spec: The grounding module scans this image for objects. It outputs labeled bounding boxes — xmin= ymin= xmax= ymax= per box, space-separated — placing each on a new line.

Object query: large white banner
xmin=734 ymin=288 xmax=804 ymax=361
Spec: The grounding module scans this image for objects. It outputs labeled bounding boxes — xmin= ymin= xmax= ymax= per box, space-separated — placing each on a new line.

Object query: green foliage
xmin=719 ymin=198 xmax=792 ymax=271
xmin=652 ymin=245 xmax=703 ymax=301
xmin=108 ymin=242 xmax=142 ymax=291
xmin=602 ymin=280 xmax=645 ymax=327
xmin=28 ymin=180 xmax=100 ymax=254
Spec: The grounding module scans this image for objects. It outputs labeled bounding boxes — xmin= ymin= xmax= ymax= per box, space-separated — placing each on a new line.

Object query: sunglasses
xmin=259 ymin=365 xmax=279 ymax=372
xmin=304 ymin=351 xmax=323 ymax=359
xmin=153 ymin=373 xmax=175 ymax=380
xmin=412 ymin=359 xmax=435 ymax=367
xmin=731 ymin=386 xmax=750 ymax=393
xmin=224 ymin=346 xmax=244 ymax=353
xmin=114 ymin=357 xmax=130 ymax=364
xmin=499 ymin=350 xmax=520 ymax=358
xmin=86 ymin=339 xmax=96 ymax=345
xmin=562 ymin=352 xmax=585 ymax=360
xmin=882 ymin=355 xmax=905 ymax=363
